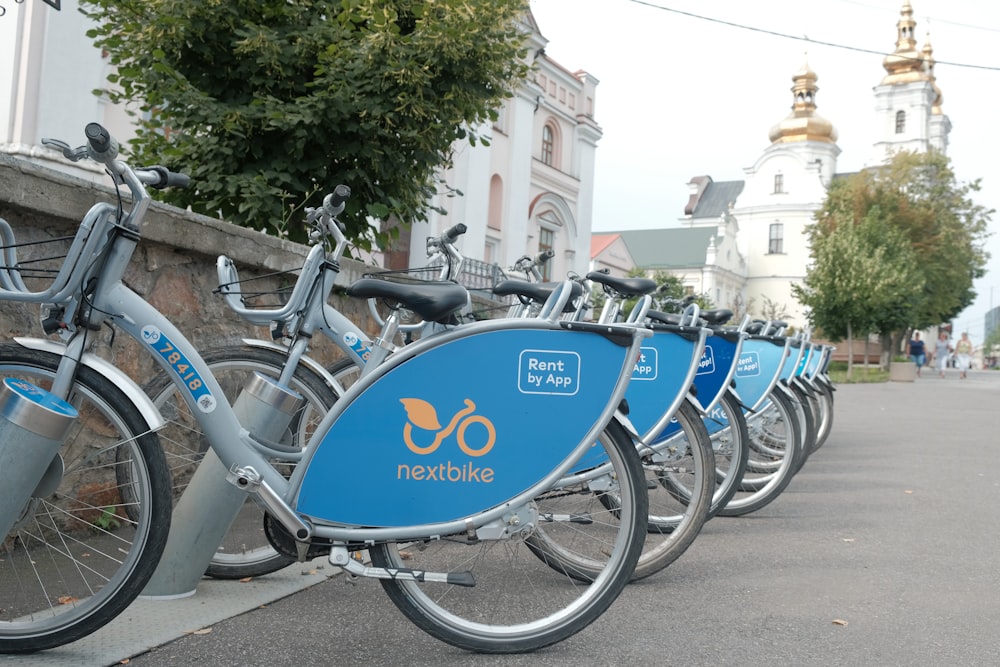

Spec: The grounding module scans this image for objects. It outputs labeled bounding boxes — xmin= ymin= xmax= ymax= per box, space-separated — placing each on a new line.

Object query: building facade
xmin=405 ymin=11 xmax=601 ymax=284
xmin=2 ymin=3 xmax=596 ymax=284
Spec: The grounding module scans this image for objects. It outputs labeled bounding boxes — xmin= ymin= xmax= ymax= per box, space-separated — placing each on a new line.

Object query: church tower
xmin=872 ymin=1 xmax=951 ymax=164
xmin=733 ymin=59 xmax=840 ymax=326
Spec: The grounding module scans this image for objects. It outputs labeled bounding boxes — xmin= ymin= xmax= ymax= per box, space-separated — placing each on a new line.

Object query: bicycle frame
xmin=0 ymin=135 xmax=653 ymax=554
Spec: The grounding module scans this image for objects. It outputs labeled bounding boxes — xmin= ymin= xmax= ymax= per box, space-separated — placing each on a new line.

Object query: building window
xmin=773 ymin=173 xmax=784 ymax=194
xmin=768 ymin=222 xmax=784 ymax=254
xmin=488 ymin=175 xmax=503 ymax=230
xmin=484 ymin=238 xmax=500 ymax=265
xmin=538 ymin=227 xmax=555 ymax=281
xmin=541 ymin=125 xmax=555 ymax=166
xmin=895 ymin=110 xmax=906 ymax=134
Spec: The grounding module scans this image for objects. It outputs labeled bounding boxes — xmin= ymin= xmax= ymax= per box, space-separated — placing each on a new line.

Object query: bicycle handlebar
xmin=84 ymin=122 xmax=118 ymax=162
xmin=444 ymin=223 xmax=467 ymax=242
xmin=323 ymin=184 xmax=351 ymax=217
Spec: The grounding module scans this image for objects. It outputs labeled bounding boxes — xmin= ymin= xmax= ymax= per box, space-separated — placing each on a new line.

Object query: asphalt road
xmin=72 ymin=370 xmax=1000 ymax=665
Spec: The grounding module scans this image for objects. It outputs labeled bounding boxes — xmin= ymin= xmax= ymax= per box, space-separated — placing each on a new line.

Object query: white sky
xmin=529 ymin=0 xmax=1000 ymax=340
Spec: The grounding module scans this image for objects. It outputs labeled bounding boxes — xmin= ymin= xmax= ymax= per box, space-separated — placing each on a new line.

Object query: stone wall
xmin=0 ymin=153 xmax=379 ymax=388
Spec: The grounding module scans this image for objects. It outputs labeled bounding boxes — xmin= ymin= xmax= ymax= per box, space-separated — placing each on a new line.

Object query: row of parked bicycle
xmin=0 ymin=124 xmax=834 ymax=655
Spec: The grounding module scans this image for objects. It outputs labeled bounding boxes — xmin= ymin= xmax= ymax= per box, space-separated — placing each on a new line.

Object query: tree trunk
xmin=846 ymin=321 xmax=854 ymax=379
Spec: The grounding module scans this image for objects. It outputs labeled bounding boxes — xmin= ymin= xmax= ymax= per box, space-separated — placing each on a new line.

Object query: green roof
xmin=618 ymin=228 xmax=717 ymax=269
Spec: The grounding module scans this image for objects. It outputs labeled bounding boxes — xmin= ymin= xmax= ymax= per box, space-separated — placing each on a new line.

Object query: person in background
xmin=908 ymin=332 xmax=926 ymax=377
xmin=954 ymin=332 xmax=974 ymax=379
xmin=933 ymin=332 xmax=952 ymax=379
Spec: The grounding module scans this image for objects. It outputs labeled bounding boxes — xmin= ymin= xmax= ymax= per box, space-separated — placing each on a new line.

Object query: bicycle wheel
xmin=143 ymin=344 xmax=340 ymax=579
xmin=809 ymin=381 xmax=835 ymax=453
xmin=702 ymin=390 xmax=750 ymax=518
xmin=0 ymin=345 xmax=171 ymax=653
xmin=368 ymin=417 xmax=648 ymax=653
xmin=634 ymin=399 xmax=715 ymax=579
xmin=717 ymin=389 xmax=801 ymax=517
xmin=787 ymin=381 xmax=818 ymax=472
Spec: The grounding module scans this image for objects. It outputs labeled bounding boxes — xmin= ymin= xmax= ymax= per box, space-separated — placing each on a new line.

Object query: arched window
xmin=488 ymin=175 xmax=503 ymax=231
xmin=541 ymin=124 xmax=555 ymax=166
xmin=895 ymin=110 xmax=906 ymax=134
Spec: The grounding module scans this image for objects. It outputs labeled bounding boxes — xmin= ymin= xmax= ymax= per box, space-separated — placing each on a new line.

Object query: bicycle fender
xmin=13 ymin=336 xmax=165 ymax=430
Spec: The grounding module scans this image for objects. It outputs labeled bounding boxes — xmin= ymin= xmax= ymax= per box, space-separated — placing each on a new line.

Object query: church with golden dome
xmin=593 ymin=0 xmax=950 ymax=328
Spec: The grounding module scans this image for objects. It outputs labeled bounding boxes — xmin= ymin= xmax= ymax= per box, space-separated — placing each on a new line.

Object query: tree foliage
xmin=798 ymin=150 xmax=991 ymax=349
xmin=80 ymin=0 xmax=531 ymax=247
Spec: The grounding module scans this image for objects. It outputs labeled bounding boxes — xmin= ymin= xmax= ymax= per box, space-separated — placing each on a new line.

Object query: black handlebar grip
xmin=143 ymin=166 xmax=190 ymax=190
xmin=444 ymin=223 xmax=468 ymax=242
xmin=166 ymin=171 xmax=191 ymax=189
xmin=536 ymin=249 xmax=555 ymax=264
xmin=84 ymin=122 xmax=119 ymax=161
xmin=323 ymin=184 xmax=351 ymax=216
xmin=84 ymin=123 xmax=111 ymax=152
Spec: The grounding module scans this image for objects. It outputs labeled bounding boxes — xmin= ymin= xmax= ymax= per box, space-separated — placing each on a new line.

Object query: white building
xmin=2 ymin=0 xmax=133 ymax=180
xmin=2 ymin=3 xmax=598 ymax=287
xmin=593 ymin=0 xmax=949 ymax=328
xmin=400 ymin=11 xmax=601 ymax=284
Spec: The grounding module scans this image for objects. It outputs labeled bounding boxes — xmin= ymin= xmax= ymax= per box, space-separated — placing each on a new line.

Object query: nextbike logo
xmin=396 ymin=398 xmax=496 ymax=483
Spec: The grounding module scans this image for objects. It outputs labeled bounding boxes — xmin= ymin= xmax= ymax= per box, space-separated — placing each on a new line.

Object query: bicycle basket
xmin=0 ymin=227 xmax=75 ymax=295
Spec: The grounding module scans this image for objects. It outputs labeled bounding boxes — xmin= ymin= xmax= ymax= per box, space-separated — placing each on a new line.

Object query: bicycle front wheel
xmin=0 ymin=345 xmax=171 ymax=654
xmin=368 ymin=418 xmax=648 ymax=653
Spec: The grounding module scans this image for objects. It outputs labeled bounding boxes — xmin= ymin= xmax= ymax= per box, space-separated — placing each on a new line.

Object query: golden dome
xmin=881 ymin=1 xmax=927 ymax=85
xmin=768 ymin=60 xmax=838 ymax=144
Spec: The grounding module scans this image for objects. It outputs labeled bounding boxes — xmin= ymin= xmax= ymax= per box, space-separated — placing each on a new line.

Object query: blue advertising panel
xmin=623 ymin=330 xmax=699 ymax=438
xmin=805 ymin=344 xmax=823 ymax=378
xmin=779 ymin=341 xmax=803 ymax=382
xmin=295 ymin=327 xmax=630 ymax=526
xmin=795 ymin=345 xmax=812 ymax=377
xmin=691 ymin=334 xmax=739 ymax=412
xmin=733 ymin=338 xmax=787 ymax=409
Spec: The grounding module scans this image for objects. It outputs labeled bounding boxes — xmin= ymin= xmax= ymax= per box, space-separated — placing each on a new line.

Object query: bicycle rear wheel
xmin=368 ymin=417 xmax=647 ymax=653
xmin=717 ymin=389 xmax=801 ymax=517
xmin=144 ymin=344 xmax=340 ymax=579
xmin=0 ymin=345 xmax=171 ymax=653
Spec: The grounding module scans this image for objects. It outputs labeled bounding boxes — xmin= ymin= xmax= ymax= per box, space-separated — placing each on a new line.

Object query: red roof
xmin=590 ymin=233 xmax=620 ymax=259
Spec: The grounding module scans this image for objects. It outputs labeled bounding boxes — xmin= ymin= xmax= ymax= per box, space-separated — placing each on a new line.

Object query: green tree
xmin=794 ymin=205 xmax=924 ymax=377
xmin=802 ymin=149 xmax=991 ymax=360
xmin=80 ymin=0 xmax=530 ymax=247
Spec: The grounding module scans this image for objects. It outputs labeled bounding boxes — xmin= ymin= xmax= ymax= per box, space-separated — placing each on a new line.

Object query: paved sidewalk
xmin=16 ymin=370 xmax=1000 ymax=666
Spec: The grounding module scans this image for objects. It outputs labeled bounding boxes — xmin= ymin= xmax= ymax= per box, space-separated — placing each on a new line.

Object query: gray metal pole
xmin=142 ymin=373 xmax=304 ymax=598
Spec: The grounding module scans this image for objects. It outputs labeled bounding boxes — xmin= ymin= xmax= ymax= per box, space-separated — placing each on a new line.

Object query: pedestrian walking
xmin=908 ymin=332 xmax=926 ymax=377
xmin=933 ymin=332 xmax=952 ymax=378
xmin=954 ymin=332 xmax=973 ymax=379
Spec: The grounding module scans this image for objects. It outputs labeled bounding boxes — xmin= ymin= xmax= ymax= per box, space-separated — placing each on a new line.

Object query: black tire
xmin=703 ymin=390 xmax=750 ymax=518
xmin=0 ymin=345 xmax=171 ymax=653
xmin=787 ymin=381 xmax=818 ymax=472
xmin=634 ymin=399 xmax=715 ymax=579
xmin=809 ymin=380 xmax=835 ymax=453
xmin=143 ymin=345 xmax=340 ymax=579
xmin=369 ymin=417 xmax=648 ymax=653
xmin=717 ymin=389 xmax=802 ymax=517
